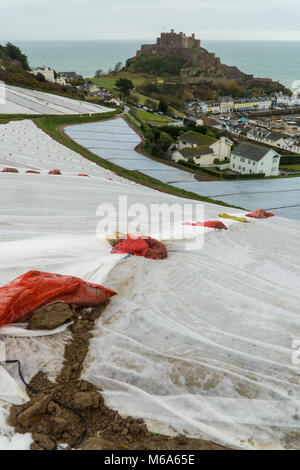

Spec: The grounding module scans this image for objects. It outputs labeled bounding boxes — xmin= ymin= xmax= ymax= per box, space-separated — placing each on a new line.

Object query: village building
xmin=31 ymin=65 xmax=56 ymax=83
xmin=264 ymin=132 xmax=291 ymax=150
xmin=229 ymin=142 xmax=281 ymax=176
xmin=60 ymin=71 xmax=84 ymax=82
xmin=171 ymin=131 xmax=232 ymax=166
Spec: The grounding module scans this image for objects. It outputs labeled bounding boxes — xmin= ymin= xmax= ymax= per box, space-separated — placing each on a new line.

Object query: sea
xmin=6 ymin=39 xmax=300 ymax=90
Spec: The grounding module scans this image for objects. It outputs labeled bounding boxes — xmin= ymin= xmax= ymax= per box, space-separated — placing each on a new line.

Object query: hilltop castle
xmin=138 ymin=30 xmax=201 ymax=55
xmin=135 ymin=30 xmax=284 ymax=90
xmin=136 ymin=30 xmax=251 ymax=80
xmin=137 ymin=30 xmax=206 ymax=63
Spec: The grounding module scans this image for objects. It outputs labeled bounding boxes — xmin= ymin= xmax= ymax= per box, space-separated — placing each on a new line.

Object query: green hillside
xmin=0 ymin=43 xmax=83 ymax=98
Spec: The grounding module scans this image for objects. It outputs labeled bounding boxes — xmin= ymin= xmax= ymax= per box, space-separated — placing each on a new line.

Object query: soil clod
xmin=29 ymin=303 xmax=74 ymax=330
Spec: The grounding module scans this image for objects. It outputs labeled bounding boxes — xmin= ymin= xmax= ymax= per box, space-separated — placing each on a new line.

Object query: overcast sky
xmin=1 ymin=0 xmax=300 ymax=41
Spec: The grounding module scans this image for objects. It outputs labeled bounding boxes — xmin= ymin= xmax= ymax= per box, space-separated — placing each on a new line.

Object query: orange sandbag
xmin=1 ymin=167 xmax=19 ymax=173
xmin=49 ymin=169 xmax=62 ymax=175
xmin=246 ymin=209 xmax=275 ymax=219
xmin=183 ymin=221 xmax=228 ymax=230
xmin=112 ymin=235 xmax=167 ymax=260
xmin=0 ymin=271 xmax=116 ymax=328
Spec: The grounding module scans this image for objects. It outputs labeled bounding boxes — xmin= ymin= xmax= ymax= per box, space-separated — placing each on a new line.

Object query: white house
xmin=172 ymin=131 xmax=233 ymax=167
xmin=229 ymin=142 xmax=281 ymax=176
xmin=31 ymin=66 xmax=56 ymax=83
xmin=264 ymin=132 xmax=292 ymax=151
xmin=31 ymin=66 xmax=68 ymax=85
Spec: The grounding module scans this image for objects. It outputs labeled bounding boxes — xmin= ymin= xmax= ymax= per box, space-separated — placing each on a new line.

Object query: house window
xmin=240 ymin=157 xmax=245 ymax=162
xmin=272 ymin=167 xmax=277 ymax=172
xmin=253 ymin=162 xmax=255 ymax=165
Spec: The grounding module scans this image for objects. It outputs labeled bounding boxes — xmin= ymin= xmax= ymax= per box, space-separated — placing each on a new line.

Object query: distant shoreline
xmin=4 ymin=40 xmax=298 ymax=88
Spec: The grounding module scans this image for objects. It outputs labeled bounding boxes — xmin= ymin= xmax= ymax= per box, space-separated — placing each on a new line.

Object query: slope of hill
xmin=122 ymin=31 xmax=290 ymax=108
xmin=0 ymin=84 xmax=111 ymax=115
xmin=0 ymin=43 xmax=82 ymax=99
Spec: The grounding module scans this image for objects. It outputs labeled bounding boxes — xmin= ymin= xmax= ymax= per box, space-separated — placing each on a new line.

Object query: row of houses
xmin=31 ymin=66 xmax=84 ymax=86
xmin=188 ymin=92 xmax=300 ymax=116
xmin=188 ymin=96 xmax=275 ymax=115
xmin=30 ymin=66 xmax=113 ymax=101
xmin=230 ymin=122 xmax=300 ymax=154
xmin=170 ymin=130 xmax=281 ymax=176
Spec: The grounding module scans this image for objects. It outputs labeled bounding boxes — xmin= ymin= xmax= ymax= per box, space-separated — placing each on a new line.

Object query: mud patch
xmin=28 ymin=303 xmax=74 ymax=330
xmin=9 ymin=303 xmax=228 ymax=451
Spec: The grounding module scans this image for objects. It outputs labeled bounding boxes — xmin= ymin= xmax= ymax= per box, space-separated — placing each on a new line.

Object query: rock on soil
xmin=28 ymin=303 xmax=74 ymax=330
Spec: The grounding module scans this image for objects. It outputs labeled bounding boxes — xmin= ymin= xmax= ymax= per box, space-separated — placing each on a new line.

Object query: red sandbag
xmin=246 ymin=209 xmax=275 ymax=219
xmin=49 ymin=169 xmax=62 ymax=175
xmin=0 ymin=271 xmax=116 ymax=328
xmin=78 ymin=173 xmax=89 ymax=177
xmin=1 ymin=167 xmax=19 ymax=173
xmin=26 ymin=170 xmax=40 ymax=174
xmin=183 ymin=221 xmax=228 ymax=230
xmin=112 ymin=235 xmax=167 ymax=260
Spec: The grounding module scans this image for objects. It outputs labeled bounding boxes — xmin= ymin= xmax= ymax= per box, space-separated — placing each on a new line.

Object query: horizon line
xmin=1 ymin=38 xmax=300 ymax=43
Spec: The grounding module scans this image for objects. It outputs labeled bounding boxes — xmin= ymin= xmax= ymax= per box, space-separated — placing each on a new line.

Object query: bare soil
xmin=9 ymin=303 xmax=228 ymax=451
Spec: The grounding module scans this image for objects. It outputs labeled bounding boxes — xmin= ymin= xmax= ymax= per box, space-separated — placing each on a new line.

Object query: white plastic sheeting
xmin=0 ymin=84 xmax=111 ymax=115
xmin=0 ymin=118 xmax=300 ymax=449
xmin=83 ymin=217 xmax=300 ymax=450
xmin=65 ymin=119 xmax=197 ymax=184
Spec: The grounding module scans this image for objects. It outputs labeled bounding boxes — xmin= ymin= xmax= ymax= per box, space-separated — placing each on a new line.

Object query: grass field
xmin=91 ymin=72 xmax=185 ymax=118
xmin=91 ymin=72 xmax=156 ymax=92
xmin=131 ymin=108 xmax=171 ymax=125
xmin=281 ymin=163 xmax=300 ymax=171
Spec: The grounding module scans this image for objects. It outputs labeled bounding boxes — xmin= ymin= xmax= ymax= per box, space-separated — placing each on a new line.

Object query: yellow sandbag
xmin=218 ymin=213 xmax=248 ymax=223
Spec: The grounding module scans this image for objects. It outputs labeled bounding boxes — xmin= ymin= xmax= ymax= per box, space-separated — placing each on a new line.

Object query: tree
xmin=3 ymin=42 xmax=30 ymax=70
xmin=158 ymin=132 xmax=173 ymax=152
xmin=158 ymin=99 xmax=168 ymax=114
xmin=35 ymin=72 xmax=46 ymax=82
xmin=114 ymin=78 xmax=134 ymax=100
xmin=114 ymin=62 xmax=123 ymax=73
xmin=94 ymin=69 xmax=103 ymax=78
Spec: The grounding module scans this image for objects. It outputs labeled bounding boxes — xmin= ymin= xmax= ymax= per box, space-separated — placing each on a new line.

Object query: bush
xmin=0 ymin=42 xmax=30 ymax=70
xmin=280 ymin=155 xmax=300 ymax=165
xmin=158 ymin=132 xmax=173 ymax=151
xmin=36 ymin=72 xmax=46 ymax=82
xmin=158 ymin=99 xmax=168 ymax=114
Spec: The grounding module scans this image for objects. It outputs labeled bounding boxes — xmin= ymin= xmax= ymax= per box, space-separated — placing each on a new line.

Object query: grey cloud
xmin=0 ymin=0 xmax=300 ymax=40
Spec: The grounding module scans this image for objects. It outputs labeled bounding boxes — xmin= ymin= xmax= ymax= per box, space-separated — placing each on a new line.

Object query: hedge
xmin=280 ymin=155 xmax=300 ymax=165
